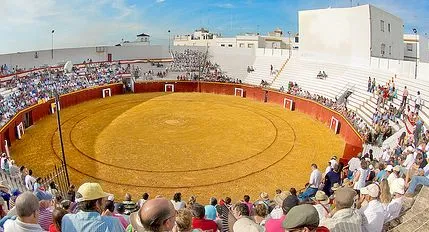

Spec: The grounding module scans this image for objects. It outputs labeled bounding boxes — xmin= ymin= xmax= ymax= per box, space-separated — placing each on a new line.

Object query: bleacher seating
xmin=244 ymin=55 xmax=287 ymax=86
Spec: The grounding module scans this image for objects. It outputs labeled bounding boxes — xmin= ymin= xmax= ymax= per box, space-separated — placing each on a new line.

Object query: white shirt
xmin=325 ymin=166 xmax=332 ymax=175
xmin=270 ymin=206 xmax=283 ymax=219
xmin=387 ymin=173 xmax=398 ymax=190
xmin=360 ymin=200 xmax=385 ymax=232
xmin=0 ymin=157 xmax=5 ymax=170
xmin=348 ymin=157 xmax=361 ymax=172
xmin=403 ymin=153 xmax=415 ymax=170
xmin=309 ymin=169 xmax=322 ymax=188
xmin=170 ymin=200 xmax=185 ymax=210
xmin=24 ymin=175 xmax=36 ymax=191
xmin=384 ymin=197 xmax=403 ymax=223
xmin=382 ymin=150 xmax=390 ymax=163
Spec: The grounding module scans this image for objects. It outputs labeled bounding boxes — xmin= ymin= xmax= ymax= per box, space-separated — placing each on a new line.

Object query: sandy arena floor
xmin=11 ymin=92 xmax=345 ymax=202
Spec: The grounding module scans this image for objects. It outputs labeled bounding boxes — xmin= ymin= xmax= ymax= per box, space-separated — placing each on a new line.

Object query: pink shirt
xmin=264 ymin=215 xmax=285 ymax=232
xmin=113 ymin=214 xmax=129 ymax=229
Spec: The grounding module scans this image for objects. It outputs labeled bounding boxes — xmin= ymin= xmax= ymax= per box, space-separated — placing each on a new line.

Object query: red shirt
xmin=49 ymin=224 xmax=60 ymax=232
xmin=192 ymin=217 xmax=218 ymax=232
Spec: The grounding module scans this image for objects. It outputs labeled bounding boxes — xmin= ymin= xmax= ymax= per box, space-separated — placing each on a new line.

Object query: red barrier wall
xmin=0 ymin=84 xmax=123 ymax=150
xmin=1 ymin=81 xmax=362 ymax=162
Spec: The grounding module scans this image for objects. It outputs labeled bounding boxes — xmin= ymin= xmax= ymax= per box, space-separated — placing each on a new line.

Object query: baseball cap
xmin=385 ymin=165 xmax=393 ymax=172
xmin=282 ymin=204 xmax=319 ymax=229
xmin=34 ymin=190 xmax=53 ymax=201
xmin=282 ymin=195 xmax=299 ymax=214
xmin=360 ymin=184 xmax=380 ymax=198
xmin=76 ymin=183 xmax=110 ymax=202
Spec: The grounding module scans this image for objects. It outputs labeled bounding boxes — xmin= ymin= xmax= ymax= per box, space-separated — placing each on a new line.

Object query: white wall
xmin=0 ymin=45 xmax=171 ymax=70
xmin=369 ymin=5 xmax=404 ymax=60
xmin=298 ymin=5 xmax=371 ymax=66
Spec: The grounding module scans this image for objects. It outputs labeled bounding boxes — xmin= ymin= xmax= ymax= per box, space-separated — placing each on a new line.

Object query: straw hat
xmin=311 ymin=191 xmax=329 ymax=204
xmin=331 ymin=183 xmax=341 ymax=192
xmin=342 ymin=179 xmax=353 ymax=188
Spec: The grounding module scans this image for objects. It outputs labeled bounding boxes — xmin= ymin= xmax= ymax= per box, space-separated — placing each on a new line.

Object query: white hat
xmin=385 ymin=165 xmax=393 ymax=172
xmin=360 ymin=184 xmax=380 ymax=198
xmin=108 ymin=195 xmax=115 ymax=201
xmin=390 ymin=178 xmax=405 ymax=195
xmin=369 ymin=164 xmax=374 ymax=170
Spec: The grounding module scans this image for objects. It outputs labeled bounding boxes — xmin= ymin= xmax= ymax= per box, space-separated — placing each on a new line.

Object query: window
xmin=381 ymin=43 xmax=386 ymax=56
xmin=248 ymin=44 xmax=254 ymax=48
xmin=389 ymin=46 xmax=392 ymax=55
xmin=239 ymin=43 xmax=244 ymax=48
xmin=221 ymin=44 xmax=225 ymax=47
xmin=380 ymin=20 xmax=385 ymax=32
xmin=407 ymin=43 xmax=413 ymax=51
xmin=228 ymin=44 xmax=233 ymax=47
xmin=295 ymin=37 xmax=299 ymax=43
xmin=388 ymin=23 xmax=391 ymax=32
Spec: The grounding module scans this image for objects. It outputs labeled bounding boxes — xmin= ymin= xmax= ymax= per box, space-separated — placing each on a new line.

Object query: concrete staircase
xmin=386 ymin=186 xmax=429 ymax=232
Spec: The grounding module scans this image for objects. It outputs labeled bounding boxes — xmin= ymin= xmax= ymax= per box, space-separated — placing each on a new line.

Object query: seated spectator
xmin=323 ymin=164 xmax=341 ymax=197
xmin=49 ymin=208 xmax=68 ymax=232
xmin=174 ymin=209 xmax=201 ymax=232
xmin=232 ymin=203 xmax=264 ymax=232
xmin=123 ymin=193 xmax=138 ymax=215
xmin=128 ymin=198 xmax=176 ymax=232
xmin=405 ymin=162 xmax=429 ymax=196
xmin=253 ymin=203 xmax=269 ymax=227
xmin=385 ymin=178 xmax=405 ymax=223
xmin=190 ymin=203 xmax=218 ymax=231
xmin=137 ymin=192 xmax=149 ymax=208
xmin=358 ymin=184 xmax=384 ymax=232
xmin=299 ymin=164 xmax=322 ymax=202
xmin=4 ymin=192 xmax=45 ymax=232
xmin=282 ymin=204 xmax=329 ymax=232
xmin=115 ymin=203 xmax=129 ymax=223
xmin=311 ymin=191 xmax=331 ymax=222
xmin=35 ymin=189 xmax=54 ymax=231
xmin=104 ymin=200 xmax=128 ymax=229
xmin=265 ymin=195 xmax=299 ymax=232
xmin=242 ymin=195 xmax=253 ymax=215
xmin=270 ymin=191 xmax=290 ymax=219
xmin=171 ymin=192 xmax=186 ymax=210
xmin=61 ymin=182 xmax=124 ymax=232
xmin=204 ymin=197 xmax=217 ymax=220
xmin=320 ymin=187 xmax=363 ymax=232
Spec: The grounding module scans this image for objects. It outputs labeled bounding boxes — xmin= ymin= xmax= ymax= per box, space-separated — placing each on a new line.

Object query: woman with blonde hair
xmin=173 ymin=209 xmax=202 ymax=232
xmin=379 ymin=179 xmax=392 ymax=209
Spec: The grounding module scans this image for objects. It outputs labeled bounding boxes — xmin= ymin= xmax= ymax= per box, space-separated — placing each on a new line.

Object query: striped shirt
xmin=39 ymin=207 xmax=53 ymax=231
xmin=320 ymin=208 xmax=363 ymax=232
xmin=62 ymin=211 xmax=125 ymax=232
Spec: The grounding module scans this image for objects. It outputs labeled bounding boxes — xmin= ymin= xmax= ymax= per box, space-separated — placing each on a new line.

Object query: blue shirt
xmin=62 ymin=211 xmax=125 ymax=232
xmin=204 ymin=205 xmax=217 ymax=220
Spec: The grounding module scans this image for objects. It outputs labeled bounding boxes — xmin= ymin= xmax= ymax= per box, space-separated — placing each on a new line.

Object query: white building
xmin=174 ymin=28 xmax=291 ymax=49
xmin=404 ymin=34 xmax=429 ymax=63
xmin=298 ymin=4 xmax=404 ymax=65
xmin=120 ymin=33 xmax=151 ymax=46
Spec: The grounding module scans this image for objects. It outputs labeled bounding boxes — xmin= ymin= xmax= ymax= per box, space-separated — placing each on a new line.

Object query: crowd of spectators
xmin=0 ymin=62 xmax=129 ymax=127
xmin=169 ymin=49 xmax=241 ymax=83
xmin=0 ymin=137 xmax=428 ymax=232
xmin=0 ymin=65 xmax=27 ymax=77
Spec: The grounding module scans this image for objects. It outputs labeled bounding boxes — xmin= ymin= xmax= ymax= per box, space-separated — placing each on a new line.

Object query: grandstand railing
xmin=40 ymin=164 xmax=69 ymax=199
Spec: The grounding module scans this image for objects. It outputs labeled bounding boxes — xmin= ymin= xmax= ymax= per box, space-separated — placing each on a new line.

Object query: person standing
xmin=401 ymin=86 xmax=408 ymax=107
xmin=415 ymin=91 xmax=422 ymax=112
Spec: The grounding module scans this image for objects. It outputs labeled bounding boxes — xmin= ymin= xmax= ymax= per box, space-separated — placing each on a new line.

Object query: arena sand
xmin=11 ymin=92 xmax=345 ymax=202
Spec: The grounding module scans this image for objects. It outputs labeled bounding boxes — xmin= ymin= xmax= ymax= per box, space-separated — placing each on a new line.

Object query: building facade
xmin=298 ymin=4 xmax=404 ymax=65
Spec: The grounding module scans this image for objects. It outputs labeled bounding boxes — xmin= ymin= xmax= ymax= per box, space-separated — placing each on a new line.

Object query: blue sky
xmin=0 ymin=0 xmax=428 ymax=54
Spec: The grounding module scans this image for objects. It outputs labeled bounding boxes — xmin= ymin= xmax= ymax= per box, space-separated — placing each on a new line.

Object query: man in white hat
xmin=385 ymin=178 xmax=405 ymax=222
xmin=311 ymin=191 xmax=331 ymax=221
xmin=358 ymin=184 xmax=384 ymax=232
xmin=61 ymin=182 xmax=124 ymax=232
